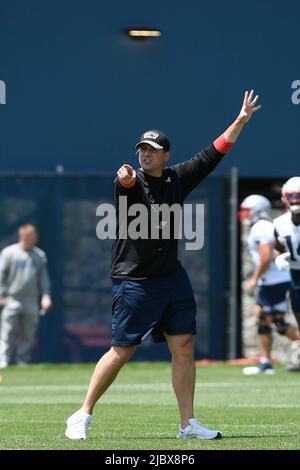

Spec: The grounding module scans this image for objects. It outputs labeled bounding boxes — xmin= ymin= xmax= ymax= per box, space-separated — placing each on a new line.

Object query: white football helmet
xmin=239 ymin=194 xmax=271 ymax=224
xmin=281 ymin=177 xmax=300 ymax=214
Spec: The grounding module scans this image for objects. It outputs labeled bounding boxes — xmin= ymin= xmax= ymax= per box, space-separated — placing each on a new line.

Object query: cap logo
xmin=143 ymin=131 xmax=159 ymax=140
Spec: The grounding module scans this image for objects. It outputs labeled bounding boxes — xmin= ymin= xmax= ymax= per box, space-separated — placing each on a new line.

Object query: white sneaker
xmin=16 ymin=361 xmax=28 ymax=367
xmin=65 ymin=409 xmax=92 ymax=440
xmin=243 ymin=363 xmax=275 ymax=376
xmin=177 ymin=418 xmax=222 ymax=439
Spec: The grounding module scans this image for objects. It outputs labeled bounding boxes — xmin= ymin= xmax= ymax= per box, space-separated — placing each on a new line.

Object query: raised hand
xmin=237 ymin=90 xmax=261 ymax=124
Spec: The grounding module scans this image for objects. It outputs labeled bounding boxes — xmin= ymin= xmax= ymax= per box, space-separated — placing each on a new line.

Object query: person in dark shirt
xmin=65 ymin=90 xmax=261 ymax=441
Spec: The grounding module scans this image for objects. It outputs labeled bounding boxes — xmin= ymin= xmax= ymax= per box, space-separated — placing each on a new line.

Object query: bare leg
xmin=273 ymin=312 xmax=300 ymax=340
xmin=284 ymin=326 xmax=300 ymax=341
xmin=256 ymin=306 xmax=273 ymax=360
xmin=82 ymin=345 xmax=136 ymax=414
xmin=259 ymin=333 xmax=272 ymax=360
xmin=293 ymin=312 xmax=300 ymax=330
xmin=166 ymin=333 xmax=195 ymax=428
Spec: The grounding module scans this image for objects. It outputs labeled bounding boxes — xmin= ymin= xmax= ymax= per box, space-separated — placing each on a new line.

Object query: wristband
xmin=213 ymin=134 xmax=233 ymax=154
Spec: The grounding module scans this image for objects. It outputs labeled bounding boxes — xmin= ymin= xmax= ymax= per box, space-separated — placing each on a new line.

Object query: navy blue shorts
xmin=290 ymin=270 xmax=300 ymax=313
xmin=256 ymin=282 xmax=290 ymax=314
xmin=111 ymin=266 xmax=197 ymax=347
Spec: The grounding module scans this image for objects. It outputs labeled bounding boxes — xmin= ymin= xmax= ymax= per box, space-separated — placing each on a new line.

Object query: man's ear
xmin=164 ymin=151 xmax=171 ymax=162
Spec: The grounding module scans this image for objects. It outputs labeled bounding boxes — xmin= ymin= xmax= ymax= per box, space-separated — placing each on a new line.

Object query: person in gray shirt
xmin=0 ymin=224 xmax=52 ymax=368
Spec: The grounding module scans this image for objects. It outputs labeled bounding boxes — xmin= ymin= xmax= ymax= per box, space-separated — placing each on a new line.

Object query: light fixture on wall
xmin=126 ymin=29 xmax=162 ymax=38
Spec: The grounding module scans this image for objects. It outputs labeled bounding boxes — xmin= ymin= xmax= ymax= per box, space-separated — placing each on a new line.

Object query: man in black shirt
xmin=65 ymin=90 xmax=261 ymax=440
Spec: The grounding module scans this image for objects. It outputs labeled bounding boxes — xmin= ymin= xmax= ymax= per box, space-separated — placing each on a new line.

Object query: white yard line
xmin=1 ymin=381 xmax=300 ymax=392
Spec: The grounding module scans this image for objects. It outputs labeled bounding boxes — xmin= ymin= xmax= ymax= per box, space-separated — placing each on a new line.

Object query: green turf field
xmin=0 ymin=362 xmax=299 ymax=450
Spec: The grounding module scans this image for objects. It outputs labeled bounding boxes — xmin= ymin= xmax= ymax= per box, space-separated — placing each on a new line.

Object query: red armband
xmin=213 ymin=134 xmax=233 ymax=154
xmin=118 ymin=177 xmax=136 ymax=189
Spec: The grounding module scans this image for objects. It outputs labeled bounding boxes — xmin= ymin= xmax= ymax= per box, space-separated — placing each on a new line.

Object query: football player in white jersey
xmin=239 ymin=195 xmax=300 ymax=375
xmin=274 ymin=177 xmax=300 ymax=371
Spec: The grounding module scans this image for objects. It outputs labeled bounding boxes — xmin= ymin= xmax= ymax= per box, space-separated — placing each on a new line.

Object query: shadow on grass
xmin=95 ymin=434 xmax=296 ymax=440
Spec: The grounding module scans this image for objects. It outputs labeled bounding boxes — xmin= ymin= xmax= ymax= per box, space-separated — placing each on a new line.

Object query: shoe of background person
xmin=16 ymin=361 xmax=28 ymax=367
xmin=65 ymin=409 xmax=92 ymax=440
xmin=242 ymin=362 xmax=275 ymax=375
xmin=285 ymin=363 xmax=300 ymax=372
xmin=177 ymin=418 xmax=222 ymax=439
xmin=288 ymin=341 xmax=300 ymax=371
xmin=0 ymin=361 xmax=8 ymax=369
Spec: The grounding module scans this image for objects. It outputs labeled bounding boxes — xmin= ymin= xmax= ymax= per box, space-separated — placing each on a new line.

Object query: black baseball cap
xmin=135 ymin=130 xmax=170 ymax=151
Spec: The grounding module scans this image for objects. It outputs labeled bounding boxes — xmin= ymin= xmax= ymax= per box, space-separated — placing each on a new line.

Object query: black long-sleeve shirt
xmin=111 ymin=143 xmax=224 ymax=279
